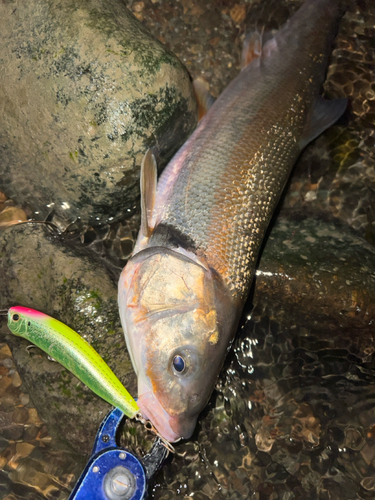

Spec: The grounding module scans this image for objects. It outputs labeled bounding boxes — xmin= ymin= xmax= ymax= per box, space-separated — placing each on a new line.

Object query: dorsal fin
xmin=140 ymin=149 xmax=157 ymax=238
xmin=193 ymin=77 xmax=216 ymax=120
xmin=300 ymin=96 xmax=347 ymax=150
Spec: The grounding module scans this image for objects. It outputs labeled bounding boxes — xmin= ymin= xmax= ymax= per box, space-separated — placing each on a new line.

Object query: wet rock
xmin=0 ymin=0 xmax=197 ymax=228
xmin=0 ymin=224 xmax=136 ymax=455
xmin=254 ymin=210 xmax=375 ymax=337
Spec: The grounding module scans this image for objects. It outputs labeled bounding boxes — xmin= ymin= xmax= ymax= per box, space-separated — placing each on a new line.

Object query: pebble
xmin=0 ymin=376 xmax=12 ymax=396
xmin=0 ymin=435 xmax=9 ymax=452
xmin=3 ymin=424 xmax=24 ymax=441
xmin=360 ymin=441 xmax=375 ymax=466
xmin=0 ymin=206 xmax=27 ymax=227
xmin=12 ymin=407 xmax=29 ymax=424
xmin=191 ymin=44 xmax=203 ymax=54
xmin=2 ymin=358 xmax=14 ymax=369
xmin=0 ymin=395 xmax=18 ymax=411
xmin=361 ymin=477 xmax=375 ymax=491
xmin=133 ymin=1 xmax=144 ymax=12
xmin=23 ymin=426 xmax=39 ymax=441
xmin=19 ymin=393 xmax=30 ymax=406
xmin=16 ymin=442 xmax=35 ymax=458
xmin=230 ymin=4 xmax=246 ymax=24
xmin=11 ymin=372 xmax=22 ymax=388
xmin=27 ymin=408 xmax=43 ymax=426
xmin=344 ymin=427 xmax=364 ymax=450
xmin=0 ymin=344 xmax=12 ymax=357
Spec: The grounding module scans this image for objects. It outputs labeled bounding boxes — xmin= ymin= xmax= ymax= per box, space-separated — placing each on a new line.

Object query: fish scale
xmin=119 ymin=0 xmax=347 ymax=442
xmin=153 ymin=73 xmax=307 ymax=297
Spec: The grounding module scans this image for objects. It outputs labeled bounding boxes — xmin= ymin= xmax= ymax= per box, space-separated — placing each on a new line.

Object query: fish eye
xmin=170 ymin=346 xmax=200 ymax=378
xmin=12 ymin=314 xmax=20 ymax=322
xmin=172 ymin=355 xmax=186 ymax=374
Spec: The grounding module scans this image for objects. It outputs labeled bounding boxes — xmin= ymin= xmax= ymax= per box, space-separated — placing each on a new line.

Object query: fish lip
xmin=137 ymin=391 xmax=183 ymax=443
xmin=137 ymin=389 xmax=200 ymax=443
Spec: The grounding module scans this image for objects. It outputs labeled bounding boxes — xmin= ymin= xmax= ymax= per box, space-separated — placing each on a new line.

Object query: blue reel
xmin=68 ymin=408 xmax=168 ymax=500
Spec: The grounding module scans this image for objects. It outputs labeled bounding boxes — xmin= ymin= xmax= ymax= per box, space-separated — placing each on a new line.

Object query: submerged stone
xmin=254 ymin=210 xmax=375 ymax=340
xmin=0 ymin=0 xmax=197 ymax=228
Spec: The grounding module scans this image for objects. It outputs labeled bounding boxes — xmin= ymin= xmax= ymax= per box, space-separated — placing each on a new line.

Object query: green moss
xmin=69 ymin=150 xmax=79 ymax=161
xmin=86 ymin=7 xmax=181 ymax=76
xmin=118 ymin=85 xmax=190 ymax=144
xmin=61 ymin=387 xmax=72 ymax=397
xmin=53 ymin=47 xmax=66 ymax=58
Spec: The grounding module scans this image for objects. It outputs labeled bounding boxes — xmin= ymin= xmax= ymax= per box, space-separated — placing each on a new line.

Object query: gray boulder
xmin=254 ymin=210 xmax=375 ymax=340
xmin=0 ymin=0 xmax=197 ymax=228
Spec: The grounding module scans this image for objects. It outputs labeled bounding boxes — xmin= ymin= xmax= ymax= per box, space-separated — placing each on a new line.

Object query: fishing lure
xmin=7 ymin=306 xmax=139 ymax=419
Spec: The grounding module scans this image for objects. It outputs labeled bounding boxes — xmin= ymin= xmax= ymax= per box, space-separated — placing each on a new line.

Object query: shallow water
xmin=1 ymin=0 xmax=375 ymax=499
xmin=147 ymin=305 xmax=375 ymax=499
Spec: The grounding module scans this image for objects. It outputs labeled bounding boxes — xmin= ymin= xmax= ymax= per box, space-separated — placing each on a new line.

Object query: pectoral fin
xmin=242 ymin=31 xmax=263 ymax=68
xmin=242 ymin=29 xmax=278 ymax=68
xmin=193 ymin=77 xmax=216 ymax=120
xmin=140 ymin=150 xmax=157 ymax=238
xmin=300 ymin=96 xmax=347 ymax=150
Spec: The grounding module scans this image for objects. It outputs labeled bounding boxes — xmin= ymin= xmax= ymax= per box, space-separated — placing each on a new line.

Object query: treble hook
xmin=135 ymin=412 xmax=176 ymax=454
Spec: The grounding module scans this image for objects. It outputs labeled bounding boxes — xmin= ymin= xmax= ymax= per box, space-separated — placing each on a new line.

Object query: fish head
xmin=118 ymin=247 xmax=236 ymax=442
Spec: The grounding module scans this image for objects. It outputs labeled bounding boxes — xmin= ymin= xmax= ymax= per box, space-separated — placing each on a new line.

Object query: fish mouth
xmin=137 ymin=391 xmax=197 ymax=443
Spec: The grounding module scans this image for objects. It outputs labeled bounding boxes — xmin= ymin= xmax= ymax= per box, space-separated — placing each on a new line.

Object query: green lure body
xmin=7 ymin=306 xmax=139 ymax=418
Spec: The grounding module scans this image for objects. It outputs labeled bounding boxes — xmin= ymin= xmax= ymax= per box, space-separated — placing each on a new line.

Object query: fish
xmin=7 ymin=307 xmax=139 ymax=418
xmin=118 ymin=0 xmax=347 ymax=442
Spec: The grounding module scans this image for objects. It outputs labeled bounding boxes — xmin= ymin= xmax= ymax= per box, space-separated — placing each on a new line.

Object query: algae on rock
xmin=0 ymin=0 xmax=197 ymax=227
xmin=0 ymin=224 xmax=136 ymax=454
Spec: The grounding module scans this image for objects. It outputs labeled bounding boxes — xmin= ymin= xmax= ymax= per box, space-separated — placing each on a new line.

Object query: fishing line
xmin=135 ymin=412 xmax=175 ymax=454
xmin=3 ymin=219 xmax=63 ymax=234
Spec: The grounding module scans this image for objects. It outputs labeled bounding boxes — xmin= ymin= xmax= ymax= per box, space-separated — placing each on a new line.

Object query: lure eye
xmin=172 ymin=355 xmax=186 ymax=374
xmin=12 ymin=314 xmax=20 ymax=322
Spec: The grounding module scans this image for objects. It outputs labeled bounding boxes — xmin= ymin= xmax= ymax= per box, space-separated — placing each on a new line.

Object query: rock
xmin=0 ymin=0 xmax=197 ymax=228
xmin=254 ymin=210 xmax=375 ymax=338
xmin=0 ymin=223 xmax=136 ymax=455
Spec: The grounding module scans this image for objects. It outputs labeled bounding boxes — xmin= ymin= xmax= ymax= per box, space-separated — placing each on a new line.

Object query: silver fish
xmin=118 ymin=0 xmax=347 ymax=442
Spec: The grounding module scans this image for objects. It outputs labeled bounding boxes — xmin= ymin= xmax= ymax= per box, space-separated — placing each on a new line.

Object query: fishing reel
xmin=69 ymin=408 xmax=168 ymax=500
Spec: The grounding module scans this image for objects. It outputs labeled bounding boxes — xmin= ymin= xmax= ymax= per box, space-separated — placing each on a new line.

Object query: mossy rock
xmin=0 ymin=0 xmax=197 ymax=227
xmin=0 ymin=223 xmax=136 ymax=455
xmin=254 ymin=209 xmax=375 ymax=340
